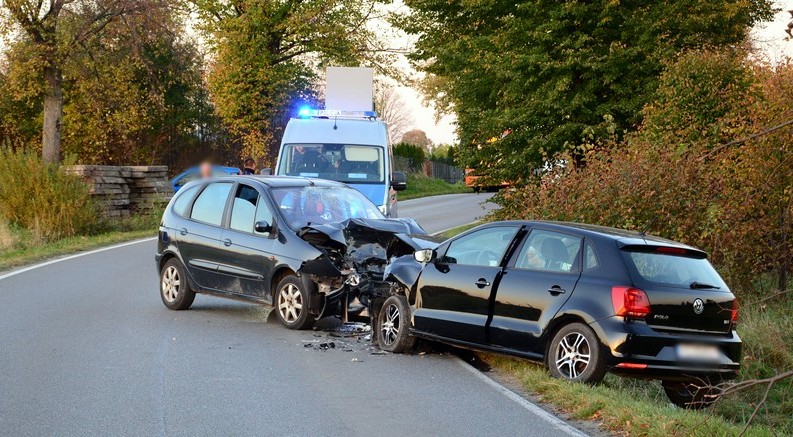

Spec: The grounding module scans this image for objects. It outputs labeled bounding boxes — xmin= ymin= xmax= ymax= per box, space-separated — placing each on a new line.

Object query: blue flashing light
xmin=295 ymin=108 xmax=379 ymax=119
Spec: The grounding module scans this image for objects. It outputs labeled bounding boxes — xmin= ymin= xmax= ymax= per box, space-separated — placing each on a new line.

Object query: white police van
xmin=274 ymin=67 xmax=407 ymax=217
xmin=274 ymin=109 xmax=406 ymax=217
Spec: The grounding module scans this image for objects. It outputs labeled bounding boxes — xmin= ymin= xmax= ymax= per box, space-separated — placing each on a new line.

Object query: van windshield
xmin=278 ymin=144 xmax=385 ymax=183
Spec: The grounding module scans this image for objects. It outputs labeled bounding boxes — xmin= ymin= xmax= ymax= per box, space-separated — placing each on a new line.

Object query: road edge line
xmin=0 ymin=237 xmax=157 ymax=281
xmin=453 ymin=356 xmax=590 ymax=437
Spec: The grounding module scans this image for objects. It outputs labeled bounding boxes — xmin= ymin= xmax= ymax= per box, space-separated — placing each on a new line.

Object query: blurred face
xmin=199 ymin=162 xmax=211 ymax=178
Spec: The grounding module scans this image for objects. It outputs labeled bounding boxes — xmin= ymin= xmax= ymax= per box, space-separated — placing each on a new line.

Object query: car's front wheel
xmin=160 ymin=258 xmax=196 ymax=310
xmin=376 ymin=295 xmax=415 ymax=353
xmin=546 ymin=322 xmax=606 ymax=384
xmin=662 ymin=380 xmax=720 ymax=409
xmin=275 ymin=275 xmax=314 ymax=330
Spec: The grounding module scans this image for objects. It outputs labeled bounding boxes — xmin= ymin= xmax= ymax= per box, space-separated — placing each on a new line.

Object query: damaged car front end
xmin=296 ymin=218 xmax=441 ymax=320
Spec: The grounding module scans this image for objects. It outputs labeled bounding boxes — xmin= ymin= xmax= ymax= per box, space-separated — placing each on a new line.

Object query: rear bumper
xmin=591 ymin=316 xmax=741 ymax=382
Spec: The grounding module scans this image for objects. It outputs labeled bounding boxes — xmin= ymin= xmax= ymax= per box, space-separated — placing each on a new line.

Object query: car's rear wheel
xmin=376 ymin=295 xmax=415 ymax=353
xmin=546 ymin=322 xmax=606 ymax=384
xmin=275 ymin=275 xmax=314 ymax=330
xmin=160 ymin=258 xmax=195 ymax=310
xmin=662 ymin=380 xmax=721 ymax=409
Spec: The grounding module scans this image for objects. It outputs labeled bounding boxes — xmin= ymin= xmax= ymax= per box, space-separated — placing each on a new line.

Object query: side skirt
xmin=409 ymin=328 xmax=545 ymax=363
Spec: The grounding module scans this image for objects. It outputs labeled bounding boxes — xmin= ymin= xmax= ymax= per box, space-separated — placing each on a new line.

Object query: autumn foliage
xmin=494 ymin=49 xmax=793 ymax=291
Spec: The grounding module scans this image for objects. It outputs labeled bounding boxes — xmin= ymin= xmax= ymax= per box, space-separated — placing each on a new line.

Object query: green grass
xmin=399 ymin=173 xmax=471 ymax=200
xmin=0 ymin=212 xmax=160 ymax=271
xmin=438 ymin=225 xmax=793 ymax=435
xmin=437 ymin=222 xmax=481 ymax=238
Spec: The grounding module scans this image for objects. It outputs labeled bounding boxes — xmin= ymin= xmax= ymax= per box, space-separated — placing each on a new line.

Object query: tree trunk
xmin=42 ymin=65 xmax=63 ymax=164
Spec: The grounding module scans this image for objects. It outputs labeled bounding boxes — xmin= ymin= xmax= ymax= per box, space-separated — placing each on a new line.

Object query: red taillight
xmin=612 ymin=286 xmax=651 ymax=318
xmin=731 ymin=300 xmax=739 ymax=325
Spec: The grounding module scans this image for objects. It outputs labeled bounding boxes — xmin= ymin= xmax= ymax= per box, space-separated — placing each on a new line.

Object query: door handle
xmin=179 ymin=228 xmax=188 ymax=236
xmin=223 ymin=238 xmax=232 ymax=247
xmin=547 ymin=285 xmax=566 ymax=295
xmin=475 ymin=278 xmax=491 ymax=288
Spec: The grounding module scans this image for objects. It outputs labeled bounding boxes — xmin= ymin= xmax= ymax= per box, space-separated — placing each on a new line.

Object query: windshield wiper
xmin=690 ymin=281 xmax=720 ymax=290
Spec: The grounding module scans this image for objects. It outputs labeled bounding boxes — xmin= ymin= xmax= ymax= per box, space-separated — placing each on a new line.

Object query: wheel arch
xmin=540 ymin=312 xmax=594 ymax=355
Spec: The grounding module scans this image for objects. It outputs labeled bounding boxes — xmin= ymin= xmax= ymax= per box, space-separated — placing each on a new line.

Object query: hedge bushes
xmin=0 ymin=148 xmax=98 ymax=243
xmin=493 ymin=49 xmax=793 ymax=292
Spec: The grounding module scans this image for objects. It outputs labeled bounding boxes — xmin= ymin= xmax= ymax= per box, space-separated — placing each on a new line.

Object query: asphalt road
xmin=0 ymin=194 xmax=587 ymax=437
xmin=399 ymin=192 xmax=498 ymax=234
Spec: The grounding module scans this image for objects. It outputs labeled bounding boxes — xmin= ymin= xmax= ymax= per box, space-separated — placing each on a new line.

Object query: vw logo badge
xmin=692 ymin=298 xmax=704 ymax=314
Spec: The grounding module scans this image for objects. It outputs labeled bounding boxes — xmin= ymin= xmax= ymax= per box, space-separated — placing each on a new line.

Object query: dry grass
xmin=0 ymin=220 xmax=15 ymax=252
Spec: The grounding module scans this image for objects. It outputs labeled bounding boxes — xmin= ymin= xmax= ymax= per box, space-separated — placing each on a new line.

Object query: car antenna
xmin=639 ymin=215 xmax=658 ymax=237
xmin=333 ymin=116 xmax=338 ymax=130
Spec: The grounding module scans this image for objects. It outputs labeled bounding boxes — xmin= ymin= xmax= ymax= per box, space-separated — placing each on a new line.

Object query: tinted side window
xmin=172 ymin=184 xmax=199 ymax=217
xmin=584 ymin=241 xmax=599 ymax=271
xmin=229 ymin=185 xmax=259 ymax=233
xmin=514 ymin=229 xmax=582 ymax=273
xmin=443 ymin=226 xmax=519 ymax=267
xmin=190 ymin=183 xmax=232 ymax=226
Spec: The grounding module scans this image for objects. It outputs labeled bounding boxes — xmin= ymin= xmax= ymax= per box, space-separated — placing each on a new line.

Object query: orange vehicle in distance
xmin=464 ymin=168 xmax=511 ymax=192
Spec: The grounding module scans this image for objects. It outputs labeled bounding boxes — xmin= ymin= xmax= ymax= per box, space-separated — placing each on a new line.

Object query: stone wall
xmin=64 ymin=165 xmax=172 ymax=217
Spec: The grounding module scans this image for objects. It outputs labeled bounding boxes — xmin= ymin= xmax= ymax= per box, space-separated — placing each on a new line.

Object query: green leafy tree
xmin=0 ymin=4 xmax=216 ymax=167
xmin=0 ymin=0 xmax=166 ymax=163
xmin=191 ymin=0 xmax=389 ymax=166
xmin=397 ymin=0 xmax=774 ymax=183
xmin=392 ymin=141 xmax=425 ymax=168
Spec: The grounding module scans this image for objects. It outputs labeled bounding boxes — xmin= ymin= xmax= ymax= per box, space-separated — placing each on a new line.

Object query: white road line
xmin=0 ymin=237 xmax=157 ymax=281
xmin=454 ymin=357 xmax=590 ymax=437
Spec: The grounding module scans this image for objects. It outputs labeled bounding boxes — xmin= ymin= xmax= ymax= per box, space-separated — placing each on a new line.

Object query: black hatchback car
xmin=374 ymin=221 xmax=741 ymax=408
xmin=155 ymin=176 xmax=417 ymax=330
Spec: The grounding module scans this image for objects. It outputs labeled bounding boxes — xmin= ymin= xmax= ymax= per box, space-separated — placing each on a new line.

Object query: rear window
xmin=623 ymin=251 xmax=727 ymax=289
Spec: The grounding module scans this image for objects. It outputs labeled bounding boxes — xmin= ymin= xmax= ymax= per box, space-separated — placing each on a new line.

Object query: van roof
xmin=282 ymin=118 xmax=389 ymax=146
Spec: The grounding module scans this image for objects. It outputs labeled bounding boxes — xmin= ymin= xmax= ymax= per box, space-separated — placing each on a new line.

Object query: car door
xmin=179 ymin=182 xmax=234 ymax=290
xmin=217 ymin=183 xmax=279 ymax=297
xmin=413 ymin=225 xmax=521 ymax=344
xmin=489 ymin=228 xmax=583 ymax=352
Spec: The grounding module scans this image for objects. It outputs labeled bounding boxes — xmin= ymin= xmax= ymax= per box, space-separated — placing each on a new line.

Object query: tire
xmin=662 ymin=380 xmax=721 ymax=409
xmin=546 ymin=322 xmax=606 ymax=384
xmin=274 ymin=275 xmax=315 ymax=330
xmin=159 ymin=258 xmax=196 ymax=310
xmin=376 ymin=295 xmax=415 ymax=353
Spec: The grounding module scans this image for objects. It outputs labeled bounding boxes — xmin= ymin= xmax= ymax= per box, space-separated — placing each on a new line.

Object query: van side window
xmin=190 ymin=183 xmax=232 ymax=226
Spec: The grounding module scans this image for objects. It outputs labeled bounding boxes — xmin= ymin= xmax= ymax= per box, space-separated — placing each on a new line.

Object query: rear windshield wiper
xmin=690 ymin=281 xmax=720 ymax=290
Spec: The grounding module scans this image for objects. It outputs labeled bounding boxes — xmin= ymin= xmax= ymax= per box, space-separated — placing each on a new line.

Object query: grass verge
xmin=0 ymin=229 xmax=155 ymax=272
xmin=400 ymin=173 xmax=471 ymax=200
xmin=0 ymin=211 xmax=160 ymax=272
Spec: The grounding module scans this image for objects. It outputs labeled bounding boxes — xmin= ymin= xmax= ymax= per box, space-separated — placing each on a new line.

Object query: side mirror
xmin=254 ymin=220 xmax=273 ymax=234
xmin=392 ymin=171 xmax=407 ymax=191
xmin=260 ymin=168 xmax=272 ymax=175
xmin=413 ymin=248 xmax=435 ymax=263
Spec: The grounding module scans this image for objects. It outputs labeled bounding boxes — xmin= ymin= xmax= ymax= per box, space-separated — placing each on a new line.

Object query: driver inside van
xmin=291 ymin=146 xmax=328 ymax=173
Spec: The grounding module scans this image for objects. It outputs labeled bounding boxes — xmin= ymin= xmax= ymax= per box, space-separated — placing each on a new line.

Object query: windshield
xmin=271 ymin=186 xmax=384 ymax=230
xmin=277 ymin=144 xmax=385 ymax=183
xmin=622 ymin=251 xmax=728 ymax=290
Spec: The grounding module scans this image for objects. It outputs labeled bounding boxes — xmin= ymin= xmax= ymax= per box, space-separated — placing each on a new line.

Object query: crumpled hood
xmin=297 ymin=218 xmax=441 ymax=278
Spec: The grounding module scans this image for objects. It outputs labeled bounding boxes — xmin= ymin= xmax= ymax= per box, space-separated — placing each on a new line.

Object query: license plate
xmin=676 ymin=344 xmax=720 ymax=361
